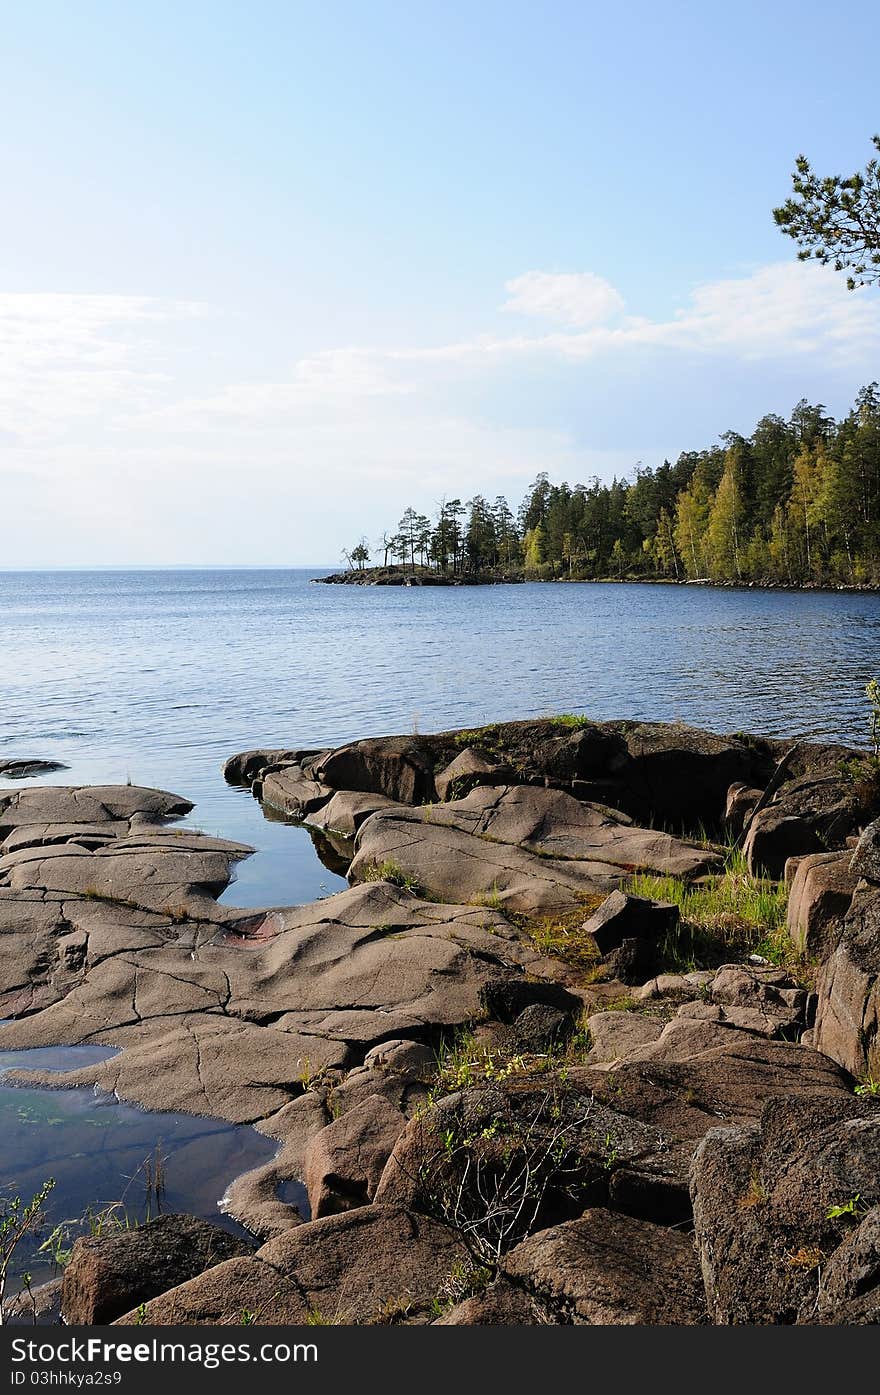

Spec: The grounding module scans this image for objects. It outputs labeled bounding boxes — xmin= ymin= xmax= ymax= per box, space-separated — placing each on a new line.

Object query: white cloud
xmin=501 ymin=270 xmax=624 ymax=327
xmin=1 ymin=263 xmax=878 ymax=564
xmin=416 ymin=261 xmax=880 ymax=366
xmin=0 ymin=294 xmax=203 ymax=437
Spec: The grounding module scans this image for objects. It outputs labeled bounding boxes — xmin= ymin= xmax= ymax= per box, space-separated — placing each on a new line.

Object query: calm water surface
xmin=2 ymin=568 xmax=879 ymax=906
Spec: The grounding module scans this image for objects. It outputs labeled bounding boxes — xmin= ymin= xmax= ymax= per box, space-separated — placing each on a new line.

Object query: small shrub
xmin=0 ymin=1180 xmax=55 ymax=1319
xmin=827 ymin=1194 xmax=871 ymax=1223
xmin=785 ymin=1246 xmax=824 ymax=1272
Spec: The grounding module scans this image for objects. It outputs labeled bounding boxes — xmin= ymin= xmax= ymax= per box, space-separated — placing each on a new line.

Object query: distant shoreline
xmin=314 ymin=565 xmax=880 ymax=595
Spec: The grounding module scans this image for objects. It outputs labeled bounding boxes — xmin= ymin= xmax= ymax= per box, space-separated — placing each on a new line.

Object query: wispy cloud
xmin=0 ymin=294 xmax=203 ymax=437
xmin=1 ymin=264 xmax=877 ymax=564
xmin=501 ymin=270 xmax=624 ymax=327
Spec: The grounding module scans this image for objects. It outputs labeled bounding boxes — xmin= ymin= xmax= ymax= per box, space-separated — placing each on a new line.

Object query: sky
xmin=1 ymin=0 xmax=879 ymax=567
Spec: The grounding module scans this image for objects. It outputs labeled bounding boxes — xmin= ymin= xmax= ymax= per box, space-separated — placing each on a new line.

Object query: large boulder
xmin=581 ymin=889 xmax=679 ymax=956
xmin=744 ymin=809 xmax=823 ymax=879
xmin=851 ymin=818 xmax=880 ymax=884
xmin=434 ymin=748 xmax=515 ymax=803
xmin=724 ymin=782 xmax=762 ymax=835
xmin=374 ymin=1077 xmax=674 ymax=1236
xmin=303 ymin=1093 xmax=407 ymax=1217
xmin=787 ymin=851 xmax=859 ymax=960
xmin=61 ymin=1214 xmax=255 ymax=1325
xmin=614 ymin=723 xmax=769 ymax=829
xmin=499 ymin=1208 xmax=707 ymax=1325
xmin=436 ymin=1279 xmax=552 ymax=1325
xmin=306 ymin=790 xmax=401 ymax=836
xmin=316 ymin=737 xmax=437 ymax=806
xmin=260 ymin=766 xmax=332 ymax=820
xmin=813 ymin=1205 xmax=880 ymax=1324
xmin=814 ymin=883 xmax=880 ymax=1078
xmin=765 ymin=756 xmax=880 ymax=847
xmin=122 ymin=1205 xmax=469 ymax=1325
xmin=222 ymin=749 xmax=305 ymax=786
xmin=585 ymin=1010 xmax=665 ymax=1064
xmin=690 ymin=1093 xmax=880 ymax=1324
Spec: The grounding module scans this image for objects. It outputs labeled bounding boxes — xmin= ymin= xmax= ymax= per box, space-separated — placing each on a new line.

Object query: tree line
xmin=344 ymin=385 xmax=880 ymax=585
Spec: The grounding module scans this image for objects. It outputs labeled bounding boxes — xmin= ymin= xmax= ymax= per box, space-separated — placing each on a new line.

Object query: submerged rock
xmin=0 ymin=758 xmax=68 ymax=779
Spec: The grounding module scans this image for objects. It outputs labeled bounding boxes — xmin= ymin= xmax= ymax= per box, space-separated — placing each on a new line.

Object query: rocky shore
xmin=316 ymin=564 xmax=880 ymax=593
xmin=1 ymin=717 xmax=879 ymax=1325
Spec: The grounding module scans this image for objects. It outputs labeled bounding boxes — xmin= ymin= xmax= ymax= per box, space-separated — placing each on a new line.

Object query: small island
xmin=321 ymin=387 xmax=880 ymax=590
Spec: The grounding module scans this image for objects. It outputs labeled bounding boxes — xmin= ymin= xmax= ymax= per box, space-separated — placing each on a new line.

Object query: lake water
xmin=1 ymin=569 xmax=879 ymax=1296
xmin=2 ymin=568 xmax=880 ymax=907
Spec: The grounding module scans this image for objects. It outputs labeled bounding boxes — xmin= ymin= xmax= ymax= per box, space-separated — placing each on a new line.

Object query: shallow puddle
xmin=0 ymin=1043 xmax=292 ymax=1288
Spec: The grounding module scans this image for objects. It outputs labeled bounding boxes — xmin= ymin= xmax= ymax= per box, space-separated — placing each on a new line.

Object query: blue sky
xmin=1 ymin=0 xmax=879 ymax=565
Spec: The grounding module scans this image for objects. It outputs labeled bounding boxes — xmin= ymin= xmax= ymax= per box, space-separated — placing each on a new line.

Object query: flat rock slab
xmin=0 ymin=838 xmax=547 ymax=1123
xmin=0 ymin=839 xmax=250 ymax=921
xmin=350 ymin=805 xmax=620 ymax=914
xmin=0 ymin=785 xmax=193 ymax=832
xmin=412 ymin=785 xmax=719 ymax=877
xmin=0 ymin=759 xmax=68 ymax=779
xmin=349 ymin=784 xmax=718 ymax=916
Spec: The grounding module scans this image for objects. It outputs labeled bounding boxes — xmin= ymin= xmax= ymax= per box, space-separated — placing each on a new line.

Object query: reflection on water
xmin=0 ymin=1045 xmax=286 ymax=1286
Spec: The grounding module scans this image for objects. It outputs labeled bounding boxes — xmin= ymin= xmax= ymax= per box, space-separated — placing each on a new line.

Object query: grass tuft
xmin=360 ymin=858 xmax=425 ymax=896
xmin=628 ymin=846 xmax=790 ymax=971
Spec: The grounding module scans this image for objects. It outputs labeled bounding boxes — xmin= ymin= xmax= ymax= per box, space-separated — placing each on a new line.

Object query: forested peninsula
xmin=327 ymin=386 xmax=880 ymax=588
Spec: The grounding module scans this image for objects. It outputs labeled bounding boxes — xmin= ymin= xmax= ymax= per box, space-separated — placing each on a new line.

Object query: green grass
xmin=628 ymin=846 xmax=790 ymax=971
xmin=452 ymin=723 xmax=504 ymax=749
xmin=548 ymin=713 xmax=591 ymax=729
xmin=428 ymin=1023 xmax=595 ymax=1103
xmin=359 ymin=858 xmax=425 ymax=895
xmin=521 ymin=899 xmax=606 ymax=968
